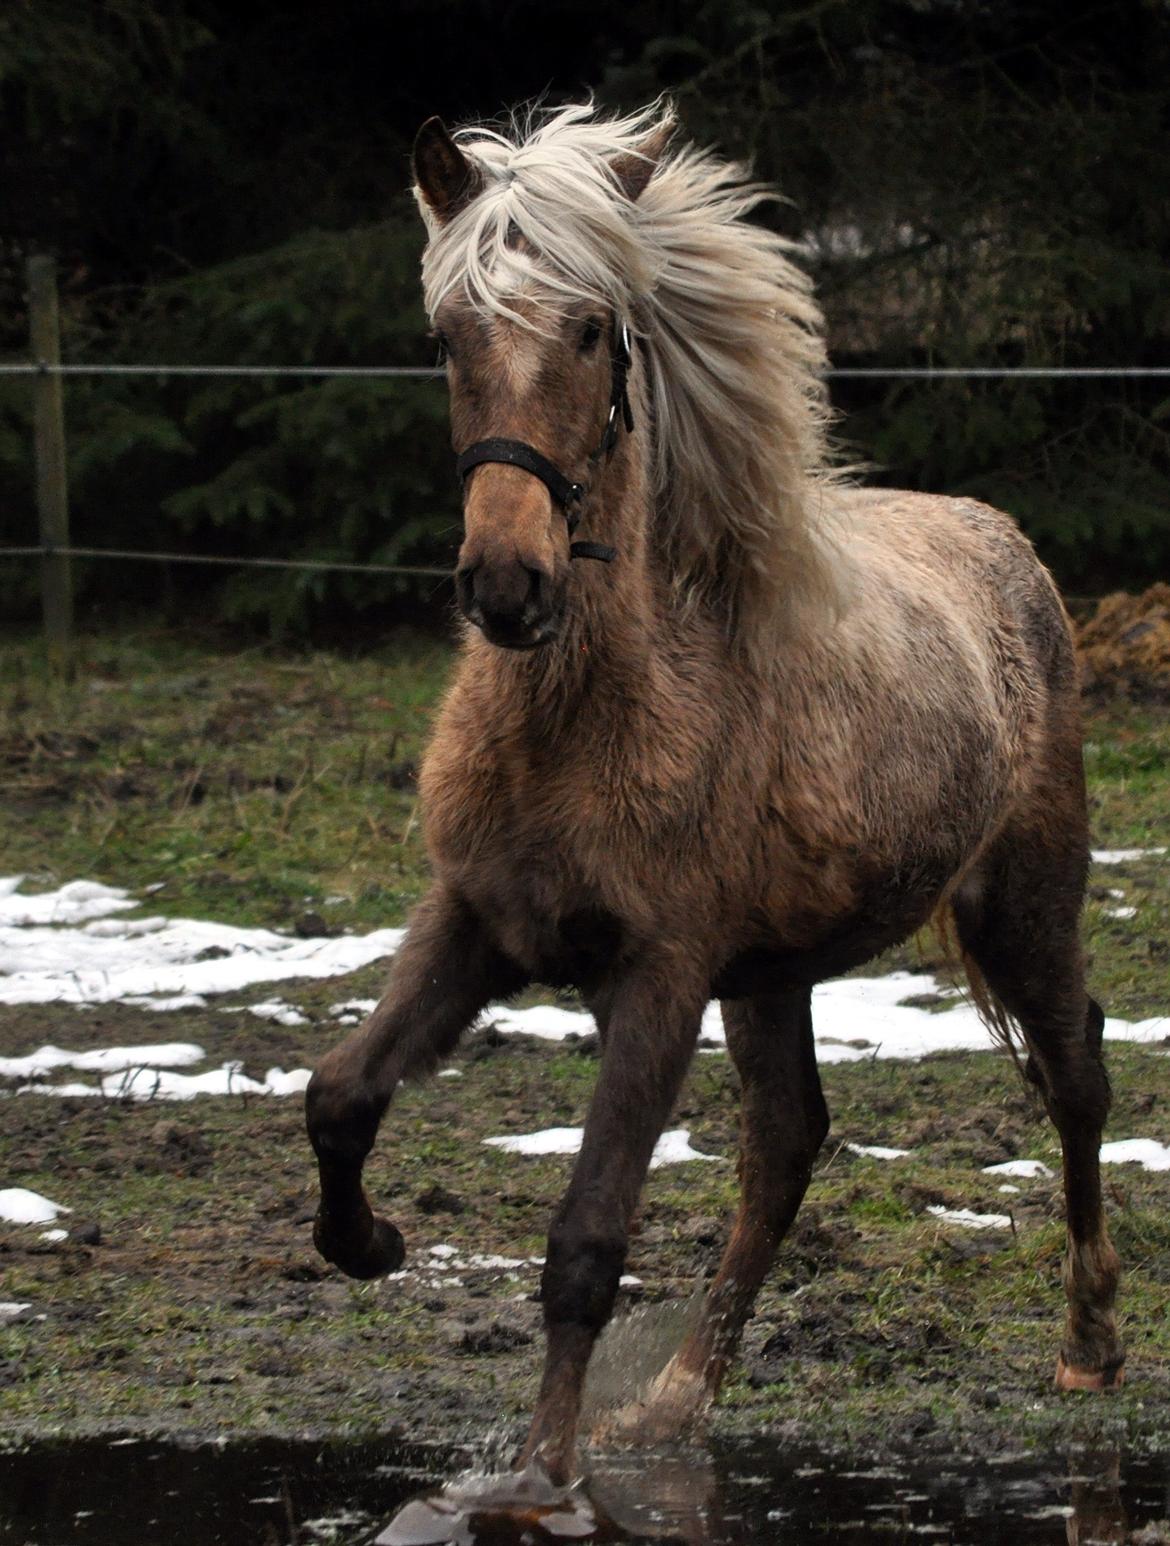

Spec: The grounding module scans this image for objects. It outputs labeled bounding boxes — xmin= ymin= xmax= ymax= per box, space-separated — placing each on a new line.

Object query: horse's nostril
xmin=522 ymin=565 xmax=548 ymax=624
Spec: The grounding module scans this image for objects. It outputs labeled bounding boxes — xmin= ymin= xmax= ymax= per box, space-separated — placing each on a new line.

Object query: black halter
xmin=454 ymin=319 xmax=635 ymax=564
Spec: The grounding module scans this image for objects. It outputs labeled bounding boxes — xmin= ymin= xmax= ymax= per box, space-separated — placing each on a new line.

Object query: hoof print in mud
xmin=314 ymin=1214 xmax=406 ymax=1280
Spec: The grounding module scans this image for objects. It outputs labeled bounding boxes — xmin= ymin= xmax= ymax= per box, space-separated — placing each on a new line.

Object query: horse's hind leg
xmin=306 ymin=883 xmax=524 ymax=1280
xmin=596 ymin=988 xmax=827 ymax=1442
xmin=953 ymin=807 xmax=1124 ymax=1390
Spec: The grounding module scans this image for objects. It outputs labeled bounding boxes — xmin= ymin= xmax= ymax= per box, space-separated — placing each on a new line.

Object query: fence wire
xmin=0 ymin=544 xmax=450 ymax=578
xmin=2 ymin=361 xmax=1170 ymax=379
xmin=0 ymin=362 xmax=443 ymax=378
xmin=4 ymin=355 xmax=1167 ymax=586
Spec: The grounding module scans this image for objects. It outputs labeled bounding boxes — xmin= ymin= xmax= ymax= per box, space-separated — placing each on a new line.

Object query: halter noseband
xmin=454 ymin=319 xmax=634 ymax=564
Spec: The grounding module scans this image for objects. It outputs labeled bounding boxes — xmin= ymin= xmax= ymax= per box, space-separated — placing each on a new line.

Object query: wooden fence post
xmin=28 ymin=254 xmax=73 ymax=671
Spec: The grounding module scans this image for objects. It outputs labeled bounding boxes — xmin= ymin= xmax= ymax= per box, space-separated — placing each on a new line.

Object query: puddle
xmin=1 ymin=1435 xmax=1169 ymax=1544
xmin=0 ymin=1436 xmax=447 ymax=1546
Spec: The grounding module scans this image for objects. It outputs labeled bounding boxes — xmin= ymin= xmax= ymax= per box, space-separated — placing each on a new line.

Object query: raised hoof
xmin=1055 ymin=1353 xmax=1126 ymax=1392
xmin=314 ymin=1212 xmax=405 ymax=1280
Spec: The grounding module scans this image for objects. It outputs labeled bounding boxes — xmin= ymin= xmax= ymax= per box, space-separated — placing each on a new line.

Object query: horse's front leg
xmin=518 ymin=954 xmax=707 ymax=1484
xmin=306 ymin=884 xmax=525 ymax=1279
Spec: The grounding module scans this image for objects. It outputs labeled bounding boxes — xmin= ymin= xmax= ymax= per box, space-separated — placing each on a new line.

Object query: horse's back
xmin=836 ymin=486 xmax=1076 ymax=694
xmin=769 ymin=485 xmax=1082 ymax=879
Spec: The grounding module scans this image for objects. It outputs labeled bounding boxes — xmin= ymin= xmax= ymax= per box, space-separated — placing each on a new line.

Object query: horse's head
xmin=412 ymin=112 xmax=668 ymax=650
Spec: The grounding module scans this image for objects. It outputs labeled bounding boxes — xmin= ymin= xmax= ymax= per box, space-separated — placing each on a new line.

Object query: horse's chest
xmin=424 ymin=728 xmax=709 ymax=978
xmin=461 ymin=845 xmax=624 ymax=985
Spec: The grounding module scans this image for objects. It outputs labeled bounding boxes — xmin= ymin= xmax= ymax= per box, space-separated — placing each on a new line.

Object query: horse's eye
xmin=431 ymin=329 xmax=451 ymax=364
xmin=579 ymin=318 xmax=602 ymax=353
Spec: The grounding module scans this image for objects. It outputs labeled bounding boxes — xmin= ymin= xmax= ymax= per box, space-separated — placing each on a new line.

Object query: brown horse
xmin=306 ymin=100 xmax=1123 ymax=1483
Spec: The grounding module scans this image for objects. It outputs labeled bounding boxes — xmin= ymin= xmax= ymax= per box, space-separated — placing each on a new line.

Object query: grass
xmin=0 ymin=628 xmax=452 ymax=937
xmin=0 ymin=624 xmax=1168 ymax=1456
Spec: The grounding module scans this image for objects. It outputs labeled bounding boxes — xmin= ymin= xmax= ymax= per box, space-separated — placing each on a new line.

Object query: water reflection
xmin=1065 ymin=1448 xmax=1125 ymax=1545
xmin=376 ymin=1451 xmax=731 ymax=1544
xmin=377 ymin=1442 xmax=1154 ymax=1546
xmin=0 ymin=1433 xmax=1165 ymax=1544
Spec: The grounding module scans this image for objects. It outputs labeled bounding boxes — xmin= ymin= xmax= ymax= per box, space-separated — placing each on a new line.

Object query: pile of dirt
xmin=1077 ymin=584 xmax=1170 ymax=700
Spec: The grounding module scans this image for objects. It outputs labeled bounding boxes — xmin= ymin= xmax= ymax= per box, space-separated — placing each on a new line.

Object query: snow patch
xmin=0 ymin=1042 xmax=205 ymax=1080
xmin=1091 ymin=847 xmax=1167 ymax=864
xmin=1099 ymin=1138 xmax=1170 ymax=1171
xmin=0 ymin=879 xmax=137 ymax=927
xmin=331 ymin=999 xmax=377 ymax=1015
xmin=846 ymin=1142 xmax=911 ymax=1160
xmin=927 ymin=1206 xmax=1012 ymax=1230
xmin=480 ymin=1005 xmax=596 ymax=1041
xmin=122 ymin=995 xmax=208 ymax=1012
xmin=484 ymin=1126 xmax=719 ymax=1169
xmin=476 ymin=972 xmax=1168 ymax=1063
xmin=982 ymin=1159 xmax=1054 ymax=1179
xmin=27 ymin=1062 xmax=311 ymax=1101
xmin=483 ymin=1126 xmax=583 ymax=1158
xmin=0 ymin=877 xmax=404 ymax=1007
xmin=246 ymin=1000 xmax=310 ymax=1027
xmin=0 ymin=1188 xmax=69 ymax=1224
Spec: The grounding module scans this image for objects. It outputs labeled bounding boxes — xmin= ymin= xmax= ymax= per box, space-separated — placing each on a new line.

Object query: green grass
xmin=0 ymin=627 xmax=450 ymax=932
xmin=0 ymin=625 xmax=1168 ymax=1454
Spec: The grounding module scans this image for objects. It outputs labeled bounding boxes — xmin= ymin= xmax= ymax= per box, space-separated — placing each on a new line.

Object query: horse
xmin=306 ymin=99 xmax=1123 ymax=1485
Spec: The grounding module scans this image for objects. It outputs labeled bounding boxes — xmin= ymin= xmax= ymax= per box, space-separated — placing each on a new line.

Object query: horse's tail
xmin=934 ymin=904 xmax=1031 ymax=1080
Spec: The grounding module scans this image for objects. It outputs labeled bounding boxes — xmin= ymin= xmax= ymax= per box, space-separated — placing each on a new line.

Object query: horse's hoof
xmin=591 ymin=1364 xmax=709 ymax=1447
xmin=1055 ymin=1353 xmax=1126 ymax=1391
xmin=376 ymin=1468 xmax=619 ymax=1544
xmin=592 ymin=1399 xmax=706 ymax=1448
xmin=314 ymin=1212 xmax=405 ymax=1280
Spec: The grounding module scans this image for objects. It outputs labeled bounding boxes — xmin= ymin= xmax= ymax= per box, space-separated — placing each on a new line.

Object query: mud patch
xmin=1079 ymin=585 xmax=1170 ymax=700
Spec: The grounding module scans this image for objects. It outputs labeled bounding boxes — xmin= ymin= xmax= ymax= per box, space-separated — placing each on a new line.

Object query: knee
xmin=305 ymin=1062 xmax=385 ymax=1162
xmin=541 ymin=1219 xmax=627 ymax=1332
xmin=1086 ymin=998 xmax=1105 ymax=1055
xmin=808 ymin=1092 xmax=831 ymax=1157
xmin=1041 ymin=1054 xmax=1111 ymax=1129
xmin=746 ymin=1096 xmax=829 ymax=1174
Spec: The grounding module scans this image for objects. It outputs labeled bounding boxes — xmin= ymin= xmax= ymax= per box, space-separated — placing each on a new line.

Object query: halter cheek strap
xmin=453 ymin=319 xmax=634 ymax=564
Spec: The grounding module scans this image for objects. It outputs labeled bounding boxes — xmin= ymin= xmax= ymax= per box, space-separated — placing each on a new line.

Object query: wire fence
xmin=0 ymin=362 xmax=444 ymax=379
xmin=0 ymin=545 xmax=451 ymax=578
xmin=3 ymin=361 xmax=1170 ymax=380
xmin=6 ymin=254 xmax=1169 ymax=663
xmin=6 ymin=356 xmax=1167 ymax=581
xmin=5 ymin=359 xmax=1167 ymax=585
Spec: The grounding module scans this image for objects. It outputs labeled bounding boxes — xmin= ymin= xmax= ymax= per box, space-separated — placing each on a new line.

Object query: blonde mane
xmin=417 ymin=100 xmax=847 ymax=657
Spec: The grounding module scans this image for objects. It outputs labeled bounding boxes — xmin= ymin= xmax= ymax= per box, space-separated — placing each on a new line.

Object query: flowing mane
xmin=416 ymin=100 xmax=847 ymax=656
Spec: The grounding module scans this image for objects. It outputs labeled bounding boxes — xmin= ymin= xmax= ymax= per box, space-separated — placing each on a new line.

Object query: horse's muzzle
xmin=455 ymin=557 xmax=560 ymax=649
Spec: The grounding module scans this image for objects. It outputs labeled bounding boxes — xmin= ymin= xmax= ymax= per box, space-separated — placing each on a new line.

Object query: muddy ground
xmin=4 ymin=976 xmax=1170 ymax=1465
xmin=1 ymin=630 xmax=1169 ymax=1465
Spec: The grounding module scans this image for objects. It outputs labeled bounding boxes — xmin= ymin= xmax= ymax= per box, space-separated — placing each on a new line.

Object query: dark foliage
xmin=1 ymin=1 xmax=1167 ymax=630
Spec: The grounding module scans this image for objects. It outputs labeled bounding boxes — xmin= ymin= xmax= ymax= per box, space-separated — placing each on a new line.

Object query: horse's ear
xmin=609 ymin=117 xmax=676 ymax=202
xmin=413 ymin=116 xmax=482 ymax=224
